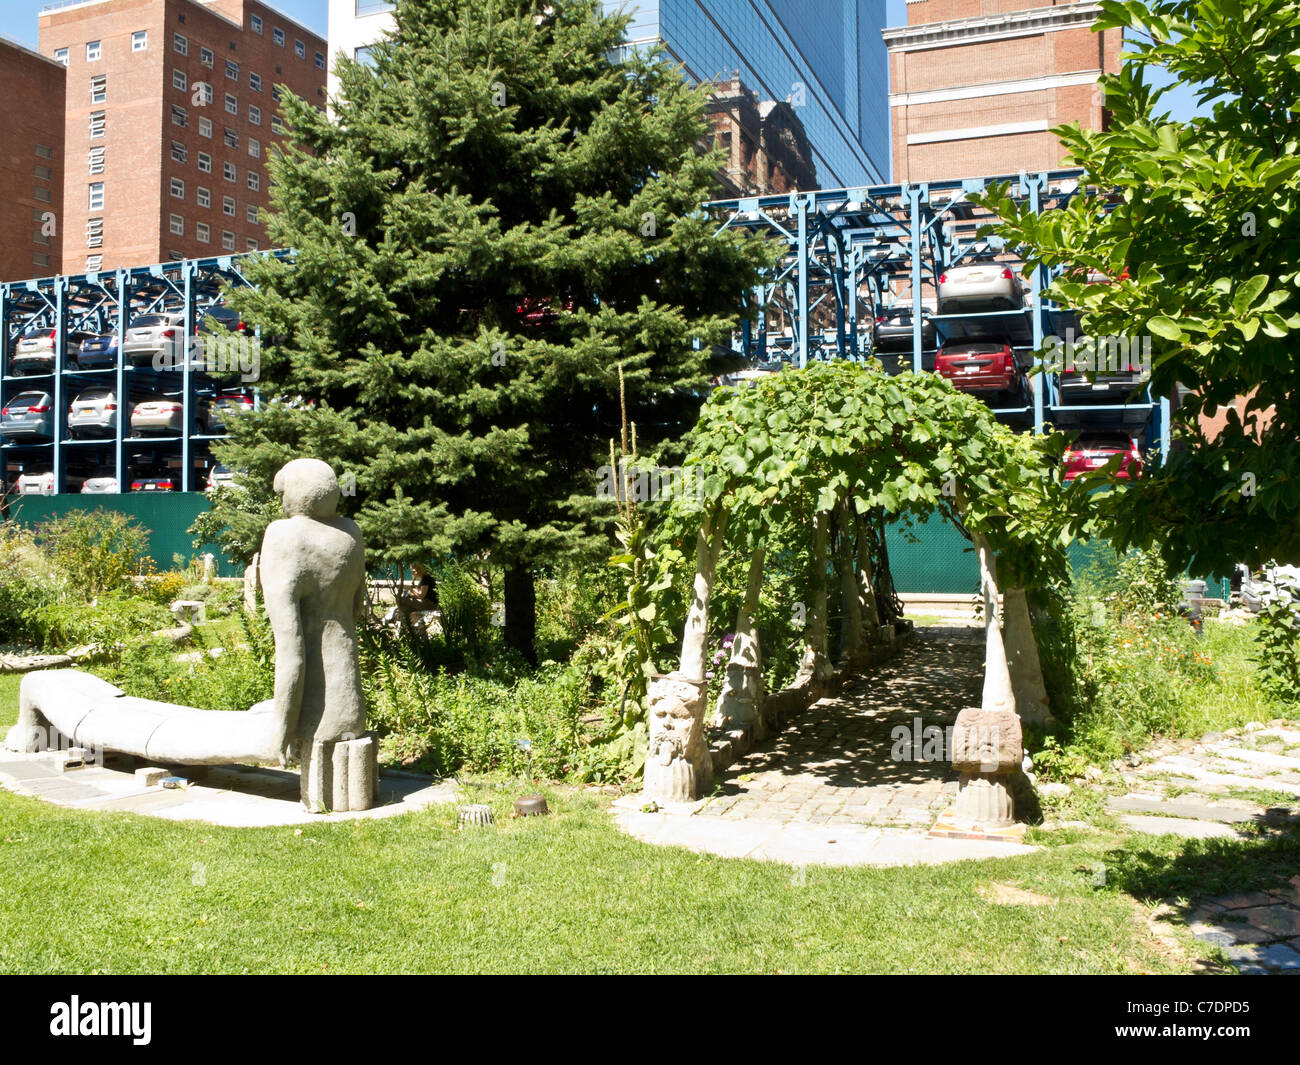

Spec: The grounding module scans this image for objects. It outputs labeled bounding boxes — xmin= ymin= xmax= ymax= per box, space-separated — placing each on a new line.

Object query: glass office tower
xmin=607 ymin=0 xmax=890 ymax=187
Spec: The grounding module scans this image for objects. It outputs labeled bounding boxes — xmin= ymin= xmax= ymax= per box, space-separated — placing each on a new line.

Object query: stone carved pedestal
xmin=301 ymin=733 xmax=379 ymax=813
xmin=644 ymin=672 xmax=711 ymax=803
xmin=931 ymin=705 xmax=1025 ymax=841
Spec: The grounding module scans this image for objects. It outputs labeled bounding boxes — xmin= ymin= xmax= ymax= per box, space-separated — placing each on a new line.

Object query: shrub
xmin=35 ymin=509 xmax=151 ymax=598
xmin=29 ymin=594 xmax=172 ymax=653
xmin=434 ymin=564 xmax=494 ymax=662
xmin=1253 ymin=593 xmax=1300 ymax=707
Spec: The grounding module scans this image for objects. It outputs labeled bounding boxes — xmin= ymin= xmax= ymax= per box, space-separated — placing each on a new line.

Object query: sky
xmin=3 ymin=0 xmax=1208 ymax=120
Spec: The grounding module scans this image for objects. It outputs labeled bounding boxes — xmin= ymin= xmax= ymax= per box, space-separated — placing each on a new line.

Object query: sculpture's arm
xmin=261 ymin=525 xmax=306 ymax=763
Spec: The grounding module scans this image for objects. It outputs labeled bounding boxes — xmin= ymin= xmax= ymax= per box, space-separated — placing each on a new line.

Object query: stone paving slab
xmin=1118 ymin=813 xmax=1242 ymax=839
xmin=1106 ymin=795 xmax=1261 ymax=823
xmin=613 ymin=807 xmax=1036 ymax=867
xmin=1141 ymin=757 xmax=1300 ymax=796
xmin=0 ymin=750 xmax=457 ymax=827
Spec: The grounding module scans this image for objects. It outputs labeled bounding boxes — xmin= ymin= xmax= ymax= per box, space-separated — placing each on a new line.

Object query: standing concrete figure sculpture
xmin=261 ymin=458 xmax=375 ymax=813
xmin=4 ymin=458 xmax=377 ymax=814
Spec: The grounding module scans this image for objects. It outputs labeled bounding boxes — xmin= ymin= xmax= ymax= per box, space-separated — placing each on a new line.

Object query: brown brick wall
xmin=906 ymin=0 xmax=1084 ymax=23
xmin=38 ymin=0 xmax=324 ymax=274
xmin=0 ymin=41 xmax=66 ymax=282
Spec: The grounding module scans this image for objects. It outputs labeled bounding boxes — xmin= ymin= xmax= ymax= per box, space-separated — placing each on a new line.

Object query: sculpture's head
xmin=273 ymin=458 xmax=340 ymax=519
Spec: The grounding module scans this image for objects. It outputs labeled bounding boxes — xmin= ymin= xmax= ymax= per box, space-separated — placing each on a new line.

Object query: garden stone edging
xmin=0 ymin=622 xmax=193 ymax=674
xmin=705 ymin=620 xmax=916 ymax=778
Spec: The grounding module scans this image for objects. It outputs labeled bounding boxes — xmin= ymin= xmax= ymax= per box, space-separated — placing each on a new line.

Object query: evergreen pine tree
xmin=212 ymin=0 xmax=772 ymax=661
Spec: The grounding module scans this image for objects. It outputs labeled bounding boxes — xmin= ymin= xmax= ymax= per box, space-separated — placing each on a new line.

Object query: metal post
xmin=52 ymin=277 xmax=67 ymax=493
xmin=181 ymin=261 xmax=194 ymax=493
xmin=115 ymin=269 xmax=127 ymax=492
xmin=1159 ymin=395 xmax=1171 ymax=463
xmin=907 ymin=185 xmax=924 ymax=373
xmin=1026 ymin=173 xmax=1046 ymax=435
xmin=796 ymin=194 xmax=809 ymax=369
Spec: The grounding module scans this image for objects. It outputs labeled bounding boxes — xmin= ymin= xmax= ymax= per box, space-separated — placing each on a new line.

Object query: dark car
xmin=872 ymin=305 xmax=937 ymax=354
xmin=936 ymin=340 xmax=1027 ymax=403
xmin=130 ymin=474 xmax=178 ymax=492
xmin=74 ymin=334 xmax=120 ymax=370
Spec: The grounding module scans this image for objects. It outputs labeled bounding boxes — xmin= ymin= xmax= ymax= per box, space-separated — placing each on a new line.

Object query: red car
xmin=1063 ymin=432 xmax=1142 ymax=481
xmin=936 ymin=340 xmax=1026 ymax=402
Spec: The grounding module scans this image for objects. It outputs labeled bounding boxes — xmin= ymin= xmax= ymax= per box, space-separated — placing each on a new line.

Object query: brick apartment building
xmin=0 ymin=39 xmax=67 ymax=282
xmin=885 ymin=0 xmax=1120 ymax=182
xmin=37 ymin=0 xmax=326 ymax=275
xmin=704 ymin=76 xmax=818 ymax=197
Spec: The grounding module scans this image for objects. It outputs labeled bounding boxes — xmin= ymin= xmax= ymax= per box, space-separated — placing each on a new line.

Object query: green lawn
xmin=2 ymin=669 xmax=1297 ymax=974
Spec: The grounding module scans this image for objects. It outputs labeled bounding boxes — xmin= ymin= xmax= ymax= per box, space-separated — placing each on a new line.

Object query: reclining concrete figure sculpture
xmin=3 ymin=458 xmax=377 ymax=813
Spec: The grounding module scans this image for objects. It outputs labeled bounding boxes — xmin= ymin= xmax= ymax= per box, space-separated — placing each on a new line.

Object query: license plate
xmin=962 ymin=366 xmax=980 ymax=373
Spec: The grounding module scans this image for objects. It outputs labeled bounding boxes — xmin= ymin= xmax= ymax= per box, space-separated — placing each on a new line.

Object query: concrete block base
xmin=301 ymin=734 xmax=379 ymax=813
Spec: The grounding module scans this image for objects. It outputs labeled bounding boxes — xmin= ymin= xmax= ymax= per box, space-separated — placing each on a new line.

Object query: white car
xmin=122 ymin=313 xmax=188 ymax=367
xmin=17 ymin=471 xmax=55 ymax=495
xmin=937 ymin=263 xmax=1026 ymax=314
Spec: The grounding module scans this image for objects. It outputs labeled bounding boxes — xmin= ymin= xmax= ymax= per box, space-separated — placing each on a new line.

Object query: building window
xmin=89 ymin=111 xmax=106 ymax=139
xmin=225 ymin=93 xmax=238 ymax=115
xmin=34 ymin=164 xmax=51 ymax=181
xmin=85 ymin=254 xmax=102 ymax=271
xmin=222 ymin=230 xmax=236 ymax=251
xmin=86 ymin=40 xmax=101 ymax=62
xmin=246 ymin=204 xmax=259 ymax=224
xmin=224 ymin=128 xmax=238 ymax=149
xmin=245 ymin=238 xmax=259 ymax=251
xmin=53 ymin=47 xmax=68 ymax=65
xmin=174 ymin=33 xmax=188 ymax=56
xmin=355 ymin=46 xmax=376 ymax=66
xmin=170 ymin=214 xmax=185 ymax=236
xmin=90 ymin=75 xmax=107 ymax=103
xmin=223 ymin=196 xmax=236 ymax=216
xmin=225 ymin=59 xmax=239 ymax=81
xmin=88 ymin=146 xmax=105 ymax=174
xmin=249 ymin=72 xmax=262 ymax=92
xmin=88 ymin=182 xmax=104 ymax=210
xmin=199 ymin=116 xmax=212 ymax=138
xmin=132 ymin=30 xmax=147 ymax=52
xmin=251 ymin=14 xmax=263 ymax=34
xmin=171 ymin=140 xmax=187 ymax=163
xmin=170 ymin=177 xmax=185 ymax=199
xmin=172 ymin=103 xmax=187 ymax=127
xmin=196 ymin=222 xmax=210 ymax=243
xmin=294 ymin=39 xmax=306 ymax=59
xmin=200 ymin=46 xmax=214 ymax=68
xmin=197 ymin=186 xmax=211 ymax=208
xmin=86 ymin=217 xmax=104 ymax=248
xmin=33 ymin=227 xmax=50 ymax=247
xmin=35 ymin=144 xmax=53 ymax=160
xmin=197 ymin=152 xmax=212 ymax=173
xmin=248 ymin=104 xmax=261 ymax=126
xmin=356 ymin=1 xmax=396 ymax=13
xmin=271 ymin=85 xmax=282 ymax=103
xmin=314 ymin=51 xmax=325 ymax=70
xmin=172 ymin=68 xmax=187 ymax=92
xmin=34 ymin=252 xmax=51 ymax=269
xmin=270 ymin=115 xmax=284 ymax=134
xmin=223 ymin=161 xmax=237 ymax=182
xmin=34 ymin=187 xmax=51 ymax=203
xmin=273 ymin=27 xmax=284 ymax=47
xmin=246 ymin=171 xmax=260 ymax=192
xmin=247 ymin=137 xmax=260 ymax=159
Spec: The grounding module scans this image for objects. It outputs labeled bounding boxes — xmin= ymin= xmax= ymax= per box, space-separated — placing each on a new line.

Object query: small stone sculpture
xmin=644 ymin=672 xmax=711 ymax=803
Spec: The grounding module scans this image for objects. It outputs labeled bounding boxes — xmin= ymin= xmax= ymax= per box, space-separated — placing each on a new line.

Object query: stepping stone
xmin=1259 ymin=728 xmax=1300 ymax=745
xmin=1118 ymin=814 xmax=1241 ymax=839
xmin=1256 ymin=942 xmax=1300 ymax=972
xmin=1144 ymin=759 xmax=1300 ymax=796
xmin=1107 ymin=795 xmax=1260 ymax=823
xmin=1212 ymin=745 xmax=1300 ymax=772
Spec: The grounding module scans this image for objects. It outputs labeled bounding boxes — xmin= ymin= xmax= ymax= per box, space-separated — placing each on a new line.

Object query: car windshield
xmin=130 ymin=315 xmax=174 ymax=328
xmin=947 ymin=343 xmax=1006 ymax=355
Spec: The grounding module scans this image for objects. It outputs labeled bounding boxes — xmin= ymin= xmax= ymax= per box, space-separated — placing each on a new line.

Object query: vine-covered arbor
xmin=640 ymin=362 xmax=1074 ymax=831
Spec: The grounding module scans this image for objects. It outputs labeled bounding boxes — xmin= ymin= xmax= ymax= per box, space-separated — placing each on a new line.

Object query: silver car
xmin=937 ymin=263 xmax=1026 ymax=314
xmin=122 ymin=313 xmax=188 ymax=367
xmin=80 ymin=474 xmax=120 ymax=494
xmin=68 ymin=386 xmax=129 ymax=438
xmin=1 ymin=390 xmax=55 ymax=440
xmin=17 ymin=470 xmax=55 ymax=495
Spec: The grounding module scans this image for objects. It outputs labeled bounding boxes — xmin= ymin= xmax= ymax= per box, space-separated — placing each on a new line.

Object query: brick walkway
xmin=700 ymin=625 xmax=974 ymax=829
